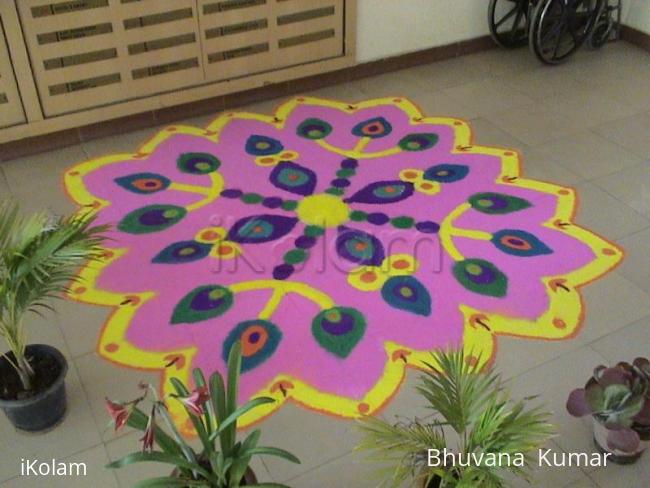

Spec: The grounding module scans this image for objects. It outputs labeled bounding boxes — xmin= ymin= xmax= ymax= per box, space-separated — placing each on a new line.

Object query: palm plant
xmin=0 ymin=200 xmax=107 ymax=391
xmin=356 ymin=349 xmax=555 ymax=488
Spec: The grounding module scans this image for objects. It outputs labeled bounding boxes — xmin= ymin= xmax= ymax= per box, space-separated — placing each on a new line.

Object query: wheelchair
xmin=488 ymin=0 xmax=621 ymax=64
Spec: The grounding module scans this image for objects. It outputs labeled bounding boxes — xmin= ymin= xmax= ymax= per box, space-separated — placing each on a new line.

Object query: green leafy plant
xmin=0 ymin=200 xmax=106 ymax=391
xmin=106 ymin=341 xmax=300 ymax=487
xmin=567 ymin=357 xmax=650 ymax=453
xmin=356 ymin=349 xmax=554 ymax=488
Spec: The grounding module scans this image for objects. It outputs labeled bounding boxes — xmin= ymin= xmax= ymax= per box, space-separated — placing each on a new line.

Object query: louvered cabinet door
xmin=16 ymin=0 xmax=204 ymax=117
xmin=0 ymin=15 xmax=26 ymax=128
xmin=274 ymin=0 xmax=344 ymax=68
xmin=198 ymin=0 xmax=276 ymax=82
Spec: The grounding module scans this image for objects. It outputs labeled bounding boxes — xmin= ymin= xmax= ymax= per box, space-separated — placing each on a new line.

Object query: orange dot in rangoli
xmin=454 ymin=121 xmax=463 ymax=126
xmin=105 ymin=343 xmax=119 ymax=353
xmin=102 ymin=251 xmax=114 ymax=259
xmin=260 ymin=157 xmax=275 ymax=164
xmin=558 ymin=189 xmax=570 ymax=195
xmin=69 ymin=171 xmax=80 ymax=176
xmin=360 ymin=271 xmax=376 ymax=283
xmin=553 ymin=318 xmax=567 ymax=329
xmin=393 ymin=259 xmax=410 ymax=270
xmin=392 ymin=98 xmax=402 ymax=103
xmin=420 ymin=183 xmax=434 ymax=190
xmin=201 ymin=230 xmax=220 ymax=241
xmin=218 ymin=245 xmax=234 ymax=255
xmin=358 ymin=403 xmax=370 ymax=414
xmin=403 ymin=171 xmax=418 ymax=179
xmin=167 ymin=127 xmax=177 ymax=132
xmin=602 ymin=248 xmax=616 ymax=256
xmin=241 ymin=325 xmax=268 ymax=357
xmin=74 ymin=287 xmax=86 ymax=294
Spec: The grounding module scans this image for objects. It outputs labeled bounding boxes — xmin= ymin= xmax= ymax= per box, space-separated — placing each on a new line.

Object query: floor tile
xmin=486 ymin=103 xmax=585 ymax=147
xmin=409 ymin=55 xmax=491 ymax=90
xmin=591 ymin=161 xmax=650 ymax=219
xmin=572 ymin=182 xmax=650 ymax=240
xmin=592 ymin=111 xmax=650 ymax=159
xmin=74 ymin=353 xmax=160 ymax=443
xmin=0 ymin=363 xmax=102 ymax=482
xmin=533 ymin=130 xmax=643 ymax=180
xmin=81 ymin=126 xmax=164 ymax=160
xmin=288 ymin=452 xmax=381 ymax=487
xmin=407 ymin=88 xmax=480 ymax=121
xmin=256 ymin=403 xmax=361 ymax=482
xmin=54 ymin=300 xmax=112 ymax=358
xmin=305 ymin=81 xmax=368 ymax=103
xmin=579 ymin=272 xmax=650 ymax=343
xmin=497 ymin=67 xmax=588 ymax=101
xmin=0 ymin=146 xmax=86 ymax=216
xmin=2 ymin=445 xmax=117 ymax=488
xmin=105 ymin=431 xmax=172 ymax=488
xmin=462 ymin=47 xmax=542 ymax=78
xmin=442 ymin=78 xmax=536 ymax=118
xmin=470 ymin=117 xmax=531 ymax=152
xmin=590 ymin=317 xmax=650 ymax=365
xmin=379 ymin=368 xmax=434 ymax=422
xmin=588 ymin=453 xmax=650 ymax=488
xmin=616 ymin=227 xmax=650 ymax=293
xmin=521 ymin=148 xmax=583 ymax=186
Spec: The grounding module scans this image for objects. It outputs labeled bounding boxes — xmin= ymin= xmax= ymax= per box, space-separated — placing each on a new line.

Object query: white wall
xmin=355 ymin=0 xmax=489 ymax=62
xmin=623 ymin=0 xmax=650 ymax=35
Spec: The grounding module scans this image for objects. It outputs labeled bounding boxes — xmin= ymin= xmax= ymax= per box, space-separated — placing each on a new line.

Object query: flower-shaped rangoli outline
xmin=64 ymin=97 xmax=622 ymax=433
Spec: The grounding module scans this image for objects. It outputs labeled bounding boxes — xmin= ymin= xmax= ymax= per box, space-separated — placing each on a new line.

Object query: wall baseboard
xmin=620 ymin=25 xmax=650 ymax=53
xmin=1 ymin=36 xmax=498 ymax=161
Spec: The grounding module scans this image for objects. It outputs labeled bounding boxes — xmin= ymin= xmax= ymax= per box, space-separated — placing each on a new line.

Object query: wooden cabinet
xmin=0 ymin=14 xmax=25 ymax=128
xmin=11 ymin=0 xmax=348 ymax=117
xmin=0 ymin=0 xmax=354 ymax=142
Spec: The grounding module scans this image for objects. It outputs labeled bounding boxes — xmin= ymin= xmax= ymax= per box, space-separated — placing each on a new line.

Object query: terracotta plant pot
xmin=0 ymin=344 xmax=68 ymax=432
xmin=593 ymin=419 xmax=645 ymax=464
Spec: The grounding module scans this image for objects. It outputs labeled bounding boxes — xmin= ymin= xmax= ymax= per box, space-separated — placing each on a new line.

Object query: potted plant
xmin=566 ymin=357 xmax=650 ymax=464
xmin=0 ymin=201 xmax=106 ymax=431
xmin=356 ymin=349 xmax=554 ymax=487
xmin=106 ymin=341 xmax=300 ymax=487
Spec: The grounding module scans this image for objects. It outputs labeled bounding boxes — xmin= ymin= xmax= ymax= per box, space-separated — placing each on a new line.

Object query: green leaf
xmin=228 ymin=455 xmax=251 ymax=488
xmin=246 ymin=447 xmax=300 ymax=464
xmin=224 ymin=341 xmax=243 ymax=457
xmin=170 ymin=377 xmax=212 ymax=453
xmin=106 ymin=451 xmax=211 ymax=480
xmin=132 ymin=476 xmax=208 ymax=487
xmin=209 ymin=371 xmax=227 ymax=454
xmin=210 ymin=397 xmax=276 ymax=442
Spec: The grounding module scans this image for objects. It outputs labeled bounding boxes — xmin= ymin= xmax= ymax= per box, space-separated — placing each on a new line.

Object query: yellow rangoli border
xmin=63 ymin=96 xmax=623 ymax=433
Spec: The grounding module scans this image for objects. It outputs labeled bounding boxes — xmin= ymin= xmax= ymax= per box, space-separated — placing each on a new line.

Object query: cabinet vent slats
xmin=15 ymin=0 xmax=346 ymax=117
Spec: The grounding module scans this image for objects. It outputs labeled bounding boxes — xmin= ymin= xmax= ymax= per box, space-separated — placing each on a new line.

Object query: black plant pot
xmin=0 ymin=344 xmax=68 ymax=432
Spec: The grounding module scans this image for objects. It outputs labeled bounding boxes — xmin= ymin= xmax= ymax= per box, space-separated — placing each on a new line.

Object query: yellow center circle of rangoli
xmin=296 ymin=194 xmax=350 ymax=228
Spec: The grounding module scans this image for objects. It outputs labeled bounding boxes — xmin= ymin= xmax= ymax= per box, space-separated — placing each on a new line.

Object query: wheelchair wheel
xmin=530 ymin=0 xmax=603 ymax=64
xmin=588 ymin=14 xmax=613 ymax=49
xmin=488 ymin=0 xmax=529 ymax=48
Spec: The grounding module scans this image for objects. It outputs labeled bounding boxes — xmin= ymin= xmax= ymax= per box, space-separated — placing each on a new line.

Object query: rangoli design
xmin=64 ymin=97 xmax=622 ymax=433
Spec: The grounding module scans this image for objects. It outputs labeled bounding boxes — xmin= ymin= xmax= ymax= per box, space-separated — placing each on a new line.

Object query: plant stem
xmin=16 ymin=354 xmax=33 ymax=391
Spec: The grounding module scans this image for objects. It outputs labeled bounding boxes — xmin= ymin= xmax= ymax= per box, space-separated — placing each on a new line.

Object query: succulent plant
xmin=566 ymin=357 xmax=650 ymax=453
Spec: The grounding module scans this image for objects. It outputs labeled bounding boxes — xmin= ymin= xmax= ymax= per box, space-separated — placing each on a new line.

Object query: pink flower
xmin=140 ymin=407 xmax=156 ymax=452
xmin=179 ymin=387 xmax=210 ymax=417
xmin=105 ymin=399 xmax=132 ymax=431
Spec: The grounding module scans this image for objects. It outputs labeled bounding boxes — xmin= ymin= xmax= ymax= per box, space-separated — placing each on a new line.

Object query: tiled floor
xmin=2 ymin=41 xmax=650 ymax=487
